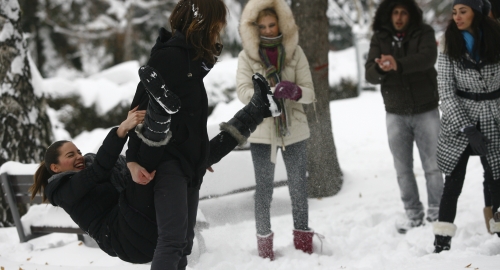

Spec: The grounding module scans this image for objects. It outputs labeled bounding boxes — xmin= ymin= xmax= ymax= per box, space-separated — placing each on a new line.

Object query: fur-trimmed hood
xmin=372 ymin=0 xmax=423 ymax=33
xmin=239 ymin=0 xmax=298 ymax=63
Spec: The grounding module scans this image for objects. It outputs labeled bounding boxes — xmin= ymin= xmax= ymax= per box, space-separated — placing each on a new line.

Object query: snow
xmin=0 ymin=161 xmax=38 ymax=175
xmin=1 ymin=47 xmax=499 ymax=269
xmin=329 ymin=47 xmax=357 ymax=85
xmin=1 ymin=92 xmax=499 ymax=269
xmin=20 ymin=205 xmax=79 ymax=235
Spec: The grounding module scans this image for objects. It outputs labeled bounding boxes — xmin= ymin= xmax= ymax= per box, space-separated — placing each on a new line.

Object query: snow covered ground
xmin=1 ymin=48 xmax=499 ymax=269
xmin=1 ymin=92 xmax=499 ymax=269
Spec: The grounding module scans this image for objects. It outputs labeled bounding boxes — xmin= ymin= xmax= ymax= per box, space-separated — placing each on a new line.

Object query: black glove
xmin=463 ymin=126 xmax=491 ymax=156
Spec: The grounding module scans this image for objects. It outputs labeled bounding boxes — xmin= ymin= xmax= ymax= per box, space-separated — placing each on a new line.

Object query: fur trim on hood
xmin=239 ymin=0 xmax=298 ymax=63
xmin=372 ymin=0 xmax=423 ymax=32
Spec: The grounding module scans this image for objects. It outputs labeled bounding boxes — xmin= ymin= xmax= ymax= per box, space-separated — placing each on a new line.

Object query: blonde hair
xmin=256 ymin=8 xmax=278 ymax=23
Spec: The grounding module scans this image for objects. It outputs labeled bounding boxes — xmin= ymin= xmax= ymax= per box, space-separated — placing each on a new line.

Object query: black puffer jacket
xmin=365 ymin=0 xmax=439 ymax=115
xmin=127 ymin=28 xmax=211 ymax=188
xmin=44 ymin=128 xmax=157 ymax=263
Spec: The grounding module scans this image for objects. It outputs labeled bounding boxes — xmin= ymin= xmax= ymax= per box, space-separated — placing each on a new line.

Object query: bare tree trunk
xmin=123 ymin=5 xmax=134 ymax=62
xmin=291 ymin=0 xmax=343 ymax=198
xmin=0 ymin=0 xmax=53 ymax=226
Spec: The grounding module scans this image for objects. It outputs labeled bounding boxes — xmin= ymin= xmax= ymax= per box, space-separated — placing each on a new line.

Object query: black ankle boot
xmin=220 ymin=73 xmax=281 ymax=145
xmin=206 ymin=74 xmax=282 ymax=165
xmin=250 ymin=73 xmax=281 ymax=118
xmin=433 ymin=235 xmax=451 ymax=253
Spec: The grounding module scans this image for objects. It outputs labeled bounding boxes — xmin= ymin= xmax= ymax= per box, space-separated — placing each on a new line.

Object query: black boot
xmin=136 ymin=100 xmax=172 ymax=146
xmin=139 ymin=65 xmax=181 ymax=114
xmin=433 ymin=235 xmax=451 ymax=253
xmin=207 ymin=73 xmax=281 ymax=167
xmin=136 ymin=65 xmax=180 ymax=146
xmin=221 ymin=73 xmax=281 ymax=145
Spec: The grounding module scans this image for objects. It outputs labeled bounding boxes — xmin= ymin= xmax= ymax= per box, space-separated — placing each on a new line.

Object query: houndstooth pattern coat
xmin=437 ymin=52 xmax=500 ymax=179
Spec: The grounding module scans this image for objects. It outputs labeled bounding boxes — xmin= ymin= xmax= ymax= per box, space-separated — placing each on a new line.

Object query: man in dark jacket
xmin=365 ymin=0 xmax=443 ymax=233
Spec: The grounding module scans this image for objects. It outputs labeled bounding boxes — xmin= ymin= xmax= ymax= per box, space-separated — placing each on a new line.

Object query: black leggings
xmin=439 ymin=146 xmax=500 ymax=223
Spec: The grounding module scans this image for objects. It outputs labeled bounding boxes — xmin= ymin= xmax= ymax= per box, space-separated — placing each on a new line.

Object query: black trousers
xmin=123 ymin=160 xmax=197 ymax=270
xmin=439 ymin=146 xmax=500 ymax=223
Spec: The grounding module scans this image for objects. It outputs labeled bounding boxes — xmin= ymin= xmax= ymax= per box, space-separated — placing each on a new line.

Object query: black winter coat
xmin=44 ymin=128 xmax=157 ymax=263
xmin=127 ymin=28 xmax=212 ymax=188
xmin=365 ymin=0 xmax=439 ymax=115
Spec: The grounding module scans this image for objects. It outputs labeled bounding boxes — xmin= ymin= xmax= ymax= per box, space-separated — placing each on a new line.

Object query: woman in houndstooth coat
xmin=433 ymin=0 xmax=500 ymax=253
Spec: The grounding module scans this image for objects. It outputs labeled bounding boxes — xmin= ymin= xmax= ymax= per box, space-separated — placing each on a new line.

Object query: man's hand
xmin=117 ymin=106 xmax=146 ymax=138
xmin=375 ymin=54 xmax=398 ymax=72
xmin=127 ymin=162 xmax=155 ymax=185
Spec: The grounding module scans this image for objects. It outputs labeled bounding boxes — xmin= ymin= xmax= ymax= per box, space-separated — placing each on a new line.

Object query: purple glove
xmin=274 ymin=81 xmax=302 ymax=101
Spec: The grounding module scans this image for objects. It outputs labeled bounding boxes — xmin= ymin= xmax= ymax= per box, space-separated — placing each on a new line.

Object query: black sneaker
xmin=251 ymin=73 xmax=281 ymax=118
xmin=139 ymin=65 xmax=181 ymax=114
xmin=426 ymin=216 xmax=438 ymax=223
xmin=395 ymin=218 xmax=423 ymax=234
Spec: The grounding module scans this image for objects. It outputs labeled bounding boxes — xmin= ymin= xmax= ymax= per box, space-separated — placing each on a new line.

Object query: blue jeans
xmin=386 ymin=108 xmax=444 ymax=221
xmin=250 ymin=141 xmax=309 ymax=235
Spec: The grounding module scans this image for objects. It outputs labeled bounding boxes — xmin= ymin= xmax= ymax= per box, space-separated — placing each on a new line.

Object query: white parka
xmin=236 ymin=0 xmax=315 ymax=163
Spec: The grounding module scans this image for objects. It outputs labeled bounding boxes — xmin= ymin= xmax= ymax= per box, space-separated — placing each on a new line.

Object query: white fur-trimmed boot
xmin=433 ymin=221 xmax=457 ymax=253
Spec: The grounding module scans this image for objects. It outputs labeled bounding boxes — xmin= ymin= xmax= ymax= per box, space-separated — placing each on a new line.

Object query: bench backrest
xmin=1 ymin=172 xmax=38 ymax=242
xmin=1 ymin=173 xmax=42 ymax=204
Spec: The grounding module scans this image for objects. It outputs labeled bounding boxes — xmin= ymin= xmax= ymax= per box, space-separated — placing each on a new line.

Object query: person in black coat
xmin=31 ymin=108 xmax=158 ymax=263
xmin=126 ymin=0 xmax=278 ymax=269
xmin=30 ymin=2 xmax=282 ymax=269
xmin=365 ymin=0 xmax=443 ymax=234
xmin=30 ymin=70 xmax=279 ymax=269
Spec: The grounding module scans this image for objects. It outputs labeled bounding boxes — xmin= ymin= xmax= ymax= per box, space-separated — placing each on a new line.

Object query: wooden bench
xmin=0 ymin=161 xmax=208 ymax=254
xmin=0 ymin=170 xmax=88 ymax=244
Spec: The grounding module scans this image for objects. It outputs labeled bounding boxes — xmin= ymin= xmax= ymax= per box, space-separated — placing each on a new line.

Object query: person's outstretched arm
xmin=117 ymin=106 xmax=145 ymax=138
xmin=207 ymin=73 xmax=280 ymax=169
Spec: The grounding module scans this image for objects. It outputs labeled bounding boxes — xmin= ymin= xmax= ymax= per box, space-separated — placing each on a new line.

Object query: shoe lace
xmin=314 ymin=232 xmax=325 ymax=254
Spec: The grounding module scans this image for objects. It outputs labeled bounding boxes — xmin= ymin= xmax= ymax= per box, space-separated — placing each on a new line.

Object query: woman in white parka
xmin=236 ymin=0 xmax=316 ymax=260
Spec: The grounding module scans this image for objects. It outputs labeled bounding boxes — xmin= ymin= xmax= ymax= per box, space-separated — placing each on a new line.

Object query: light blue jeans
xmin=386 ymin=108 xmax=444 ymax=221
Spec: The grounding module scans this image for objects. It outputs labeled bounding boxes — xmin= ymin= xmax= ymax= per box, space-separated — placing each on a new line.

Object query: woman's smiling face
xmin=50 ymin=142 xmax=85 ymax=173
xmin=257 ymin=15 xmax=279 ymax=38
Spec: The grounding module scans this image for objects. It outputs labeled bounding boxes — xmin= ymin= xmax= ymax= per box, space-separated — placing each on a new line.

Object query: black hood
xmin=150 ymin=28 xmax=193 ymax=56
xmin=372 ymin=0 xmax=423 ymax=32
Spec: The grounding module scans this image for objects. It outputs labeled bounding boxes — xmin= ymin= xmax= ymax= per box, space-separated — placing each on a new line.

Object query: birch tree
xmin=0 ymin=0 xmax=52 ymax=226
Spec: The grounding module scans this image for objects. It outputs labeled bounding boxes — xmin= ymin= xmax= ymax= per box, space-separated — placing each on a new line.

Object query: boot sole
xmin=139 ymin=65 xmax=181 ymax=114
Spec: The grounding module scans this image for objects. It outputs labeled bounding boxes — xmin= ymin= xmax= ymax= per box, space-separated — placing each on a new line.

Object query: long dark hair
xmin=29 ymin=140 xmax=69 ymax=202
xmin=492 ymin=0 xmax=500 ymax=20
xmin=169 ymin=0 xmax=228 ymax=64
xmin=444 ymin=8 xmax=500 ymax=63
